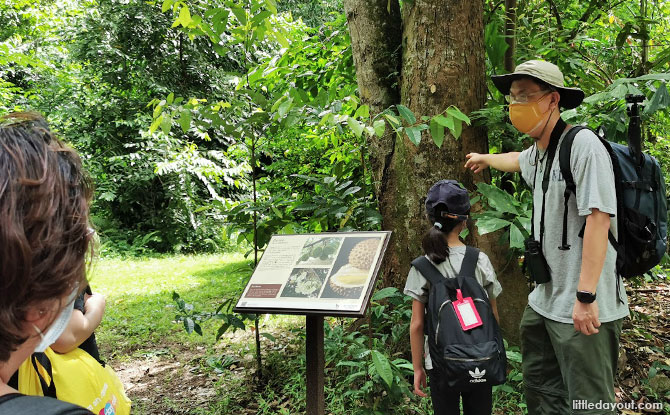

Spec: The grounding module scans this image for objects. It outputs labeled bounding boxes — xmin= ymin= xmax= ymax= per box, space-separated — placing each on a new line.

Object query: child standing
xmin=404 ymin=180 xmax=503 ymax=415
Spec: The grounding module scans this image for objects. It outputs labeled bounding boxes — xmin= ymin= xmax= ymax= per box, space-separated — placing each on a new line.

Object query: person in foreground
xmin=464 ymin=60 xmax=629 ymax=414
xmin=0 ymin=111 xmax=95 ymax=414
xmin=405 ymin=180 xmax=502 ymax=415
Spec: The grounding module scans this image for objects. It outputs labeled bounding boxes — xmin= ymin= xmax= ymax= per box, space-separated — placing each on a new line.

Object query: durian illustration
xmin=347 ymin=238 xmax=378 ymax=270
xmin=296 ymin=237 xmax=342 ymax=266
xmin=327 ymin=238 xmax=380 ymax=298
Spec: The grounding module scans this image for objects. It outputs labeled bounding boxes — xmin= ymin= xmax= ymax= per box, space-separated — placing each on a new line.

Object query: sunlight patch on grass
xmin=89 ymin=253 xmax=250 ymax=298
xmin=90 ymin=253 xmax=254 ymax=354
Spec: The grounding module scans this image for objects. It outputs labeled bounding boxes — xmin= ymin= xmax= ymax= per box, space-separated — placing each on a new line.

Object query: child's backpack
xmin=17 ymin=347 xmax=131 ymax=414
xmin=411 ymin=247 xmax=506 ymax=391
xmin=558 ymin=127 xmax=667 ymax=280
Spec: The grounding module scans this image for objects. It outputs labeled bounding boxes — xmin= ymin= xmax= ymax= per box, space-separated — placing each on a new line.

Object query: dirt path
xmin=108 ymin=344 xmax=222 ymax=414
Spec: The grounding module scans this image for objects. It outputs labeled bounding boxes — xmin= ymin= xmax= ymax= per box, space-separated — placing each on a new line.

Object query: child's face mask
xmin=509 ymin=93 xmax=552 ymax=135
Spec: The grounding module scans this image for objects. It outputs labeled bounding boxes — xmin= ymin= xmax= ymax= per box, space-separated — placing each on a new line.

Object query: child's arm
xmin=489 ymin=297 xmax=500 ymax=324
xmin=410 ymin=299 xmax=428 ymax=398
xmin=51 ymin=293 xmax=106 ymax=354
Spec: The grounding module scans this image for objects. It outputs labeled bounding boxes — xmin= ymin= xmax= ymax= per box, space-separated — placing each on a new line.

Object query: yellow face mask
xmin=509 ymin=93 xmax=552 ymax=135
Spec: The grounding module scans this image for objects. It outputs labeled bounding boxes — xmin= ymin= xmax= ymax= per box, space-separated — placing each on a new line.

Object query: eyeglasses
xmin=505 ymin=90 xmax=552 ymax=104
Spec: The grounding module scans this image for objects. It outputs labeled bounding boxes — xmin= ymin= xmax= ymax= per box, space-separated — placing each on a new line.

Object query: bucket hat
xmin=491 ymin=60 xmax=585 ymax=109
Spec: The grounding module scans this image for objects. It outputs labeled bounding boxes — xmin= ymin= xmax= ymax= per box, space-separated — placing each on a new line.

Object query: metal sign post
xmin=306 ymin=315 xmax=325 ymax=415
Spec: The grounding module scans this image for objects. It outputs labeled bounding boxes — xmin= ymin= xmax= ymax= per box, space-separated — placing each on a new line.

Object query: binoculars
xmin=524 ymin=238 xmax=551 ymax=284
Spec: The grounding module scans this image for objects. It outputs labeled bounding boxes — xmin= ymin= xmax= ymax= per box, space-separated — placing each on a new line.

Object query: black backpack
xmin=558 ymin=126 xmax=668 ymax=280
xmin=411 ymin=247 xmax=506 ymax=391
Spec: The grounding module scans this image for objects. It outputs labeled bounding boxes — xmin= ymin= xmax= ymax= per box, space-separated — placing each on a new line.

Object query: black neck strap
xmin=531 ymin=117 xmax=567 ymax=244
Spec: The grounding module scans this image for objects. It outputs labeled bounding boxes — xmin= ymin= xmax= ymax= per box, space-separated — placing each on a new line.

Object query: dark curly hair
xmin=0 ymin=112 xmax=93 ymax=362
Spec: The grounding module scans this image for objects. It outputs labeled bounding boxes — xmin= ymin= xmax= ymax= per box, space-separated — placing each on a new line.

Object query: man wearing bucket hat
xmin=464 ymin=60 xmax=629 ymax=414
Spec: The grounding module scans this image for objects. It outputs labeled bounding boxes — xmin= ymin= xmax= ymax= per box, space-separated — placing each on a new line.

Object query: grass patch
xmin=89 ymin=253 xmax=253 ymax=355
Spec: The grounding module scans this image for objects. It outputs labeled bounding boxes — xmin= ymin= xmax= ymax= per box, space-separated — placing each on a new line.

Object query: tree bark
xmin=343 ymin=0 xmax=402 ymax=196
xmin=345 ymin=0 xmax=527 ymax=343
xmin=504 ymin=0 xmax=517 ymax=72
xmin=394 ymin=0 xmax=488 ymax=285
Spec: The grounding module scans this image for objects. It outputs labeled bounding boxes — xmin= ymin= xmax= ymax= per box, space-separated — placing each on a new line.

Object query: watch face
xmin=576 ymin=291 xmax=596 ymax=303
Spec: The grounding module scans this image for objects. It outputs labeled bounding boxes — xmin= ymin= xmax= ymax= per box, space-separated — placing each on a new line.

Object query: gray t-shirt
xmin=518 ymin=127 xmax=629 ymax=324
xmin=404 ymin=246 xmax=502 ymax=369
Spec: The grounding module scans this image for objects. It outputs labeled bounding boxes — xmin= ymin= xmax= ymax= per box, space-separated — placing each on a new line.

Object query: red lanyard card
xmin=453 ymin=289 xmax=483 ymax=331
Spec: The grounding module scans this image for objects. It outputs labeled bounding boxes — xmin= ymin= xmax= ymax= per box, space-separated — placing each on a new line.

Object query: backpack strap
xmin=458 ymin=246 xmax=480 ymax=279
xmin=0 ymin=395 xmax=92 ymax=414
xmin=558 ymin=126 xmax=586 ymax=250
xmin=410 ymin=256 xmax=445 ymax=286
xmin=558 ymin=127 xmax=626 ymax=304
xmin=31 ymin=352 xmax=57 ymax=398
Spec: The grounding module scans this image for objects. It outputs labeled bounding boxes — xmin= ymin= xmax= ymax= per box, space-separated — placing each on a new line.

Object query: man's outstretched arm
xmin=464 ymin=152 xmax=521 ymax=173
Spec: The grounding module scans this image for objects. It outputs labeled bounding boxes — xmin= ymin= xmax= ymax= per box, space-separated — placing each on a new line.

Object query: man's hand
xmin=464 ymin=153 xmax=490 ymax=173
xmin=413 ymin=368 xmax=428 ymax=397
xmin=464 ymin=152 xmax=521 ymax=173
xmin=572 ymin=300 xmax=601 ymax=335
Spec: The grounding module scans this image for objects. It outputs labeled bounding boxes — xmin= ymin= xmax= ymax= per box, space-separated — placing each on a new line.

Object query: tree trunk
xmin=343 ymin=0 xmax=402 ymax=196
xmin=345 ymin=0 xmax=527 ymax=343
xmin=504 ymin=0 xmax=517 ymax=72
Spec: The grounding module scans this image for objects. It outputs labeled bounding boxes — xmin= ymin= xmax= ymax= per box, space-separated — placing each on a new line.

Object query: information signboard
xmin=234 ymin=231 xmax=391 ymax=317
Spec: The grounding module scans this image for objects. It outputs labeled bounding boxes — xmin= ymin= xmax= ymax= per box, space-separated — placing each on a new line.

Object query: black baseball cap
xmin=425 ymin=180 xmax=470 ymax=220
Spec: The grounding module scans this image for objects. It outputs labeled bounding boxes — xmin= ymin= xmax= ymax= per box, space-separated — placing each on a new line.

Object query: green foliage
xmin=492 ymin=342 xmax=526 ymax=412
xmin=324 ymin=287 xmax=418 ymax=414
xmin=370 ymin=105 xmax=472 ymax=148
xmin=474 ymin=182 xmax=532 ymax=251
xmin=290 ymin=174 xmax=381 ymax=232
xmin=172 ymin=291 xmax=258 ymax=340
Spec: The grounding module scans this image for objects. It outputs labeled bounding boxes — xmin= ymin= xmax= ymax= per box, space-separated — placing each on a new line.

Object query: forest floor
xmin=94 ymin=255 xmax=670 ymax=414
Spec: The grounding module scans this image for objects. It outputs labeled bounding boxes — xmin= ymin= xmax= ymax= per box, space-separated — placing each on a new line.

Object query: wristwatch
xmin=576 ymin=290 xmax=597 ymax=303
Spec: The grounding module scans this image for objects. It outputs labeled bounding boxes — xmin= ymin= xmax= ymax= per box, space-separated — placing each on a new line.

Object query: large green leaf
xmin=231 ymin=5 xmax=247 ymax=26
xmin=372 ymin=287 xmax=399 ymax=301
xmin=430 ymin=119 xmax=445 ymax=148
xmin=178 ymin=110 xmax=191 ymax=133
xmin=644 ymin=82 xmax=670 ymax=116
xmin=354 ymin=104 xmax=370 ymax=119
xmin=162 ymin=0 xmax=175 ymax=13
xmin=346 ymin=117 xmax=364 ymax=138
xmin=373 ymin=119 xmax=386 ymax=137
xmin=509 ymin=224 xmax=525 ymax=249
xmin=405 ymin=126 xmax=422 ymax=145
xmin=384 ymin=113 xmax=402 ymax=129
xmin=475 ymin=217 xmax=511 ymax=235
xmin=446 ymin=106 xmax=471 ymax=125
xmin=476 ymin=183 xmax=520 ymax=214
xmin=371 ymin=350 xmax=393 ymax=388
xmin=451 ymin=119 xmax=463 ymax=140
xmin=251 ymin=10 xmax=272 ymax=28
xmin=433 ymin=114 xmax=454 ymax=131
xmin=484 ymin=21 xmax=508 ymax=72
xmin=397 ymin=104 xmax=416 ymax=124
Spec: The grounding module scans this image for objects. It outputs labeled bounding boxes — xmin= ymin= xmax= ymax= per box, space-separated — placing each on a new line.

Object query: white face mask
xmin=32 ymin=288 xmax=78 ymax=353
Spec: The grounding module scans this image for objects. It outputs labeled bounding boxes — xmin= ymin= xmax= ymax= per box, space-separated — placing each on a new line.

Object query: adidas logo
xmin=469 ymin=367 xmax=487 ymax=383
